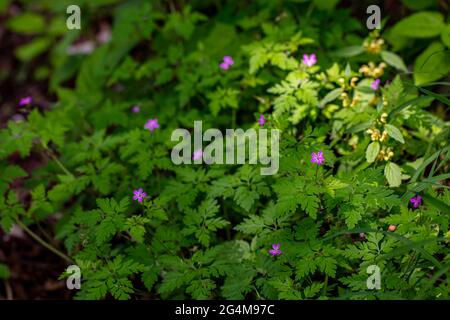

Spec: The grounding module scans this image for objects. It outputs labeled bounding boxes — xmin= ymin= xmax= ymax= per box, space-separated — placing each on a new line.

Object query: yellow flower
xmin=369 ymin=128 xmax=381 ymax=141
xmin=364 ymin=38 xmax=385 ymax=54
xmin=380 ymin=130 xmax=389 ymax=142
xmin=359 ymin=62 xmax=386 ymax=78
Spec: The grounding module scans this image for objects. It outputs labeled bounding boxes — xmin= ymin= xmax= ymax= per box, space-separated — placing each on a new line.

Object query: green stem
xmin=16 ymin=220 xmax=73 ymax=263
xmin=322 ymin=274 xmax=328 ymax=296
xmin=42 ymin=144 xmax=73 ymax=177
xmin=49 ymin=152 xmax=73 ymax=177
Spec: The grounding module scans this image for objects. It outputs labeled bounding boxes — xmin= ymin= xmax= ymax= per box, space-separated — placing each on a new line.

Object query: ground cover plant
xmin=0 ymin=0 xmax=449 ymax=300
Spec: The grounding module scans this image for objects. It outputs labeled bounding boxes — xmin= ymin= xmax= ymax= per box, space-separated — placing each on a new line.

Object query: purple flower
xmin=410 ymin=195 xmax=422 ymax=208
xmin=132 ymin=105 xmax=140 ymax=113
xmin=220 ymin=55 xmax=234 ymax=70
xmin=192 ymin=149 xmax=203 ymax=161
xmin=19 ymin=96 xmax=32 ymax=106
xmin=223 ymin=56 xmax=234 ymax=65
xmin=133 ymin=188 xmax=147 ymax=203
xmin=219 ymin=62 xmax=230 ymax=70
xmin=311 ymin=151 xmax=325 ymax=165
xmin=303 ymin=53 xmax=317 ymax=67
xmin=144 ymin=119 xmax=159 ymax=132
xmin=258 ymin=114 xmax=265 ymax=127
xmin=269 ymin=243 xmax=282 ymax=256
xmin=370 ymin=79 xmax=381 ymax=90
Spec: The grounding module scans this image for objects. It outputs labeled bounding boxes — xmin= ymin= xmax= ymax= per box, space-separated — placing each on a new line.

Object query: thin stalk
xmin=4 ymin=280 xmax=13 ymax=300
xmin=322 ymin=274 xmax=328 ymax=296
xmin=43 ymin=145 xmax=73 ymax=177
xmin=16 ymin=220 xmax=73 ymax=264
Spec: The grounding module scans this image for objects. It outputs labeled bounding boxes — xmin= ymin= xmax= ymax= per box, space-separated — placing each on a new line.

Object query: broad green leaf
xmin=385 ymin=124 xmax=405 ymax=144
xmin=332 ymin=46 xmax=364 ymax=58
xmin=414 ymin=42 xmax=450 ymax=85
xmin=391 ymin=12 xmax=444 ymax=38
xmin=385 ymin=162 xmax=402 ymax=187
xmin=7 ymin=13 xmax=45 ymax=34
xmin=366 ymin=142 xmax=380 ymax=163
xmin=442 ymin=24 xmax=450 ymax=48
xmin=15 ymin=37 xmax=52 ymax=62
xmin=381 ymin=51 xmax=408 ymax=72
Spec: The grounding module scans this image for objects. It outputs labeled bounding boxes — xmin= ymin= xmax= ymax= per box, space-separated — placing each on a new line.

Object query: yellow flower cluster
xmin=366 ymin=113 xmax=389 ymax=142
xmin=377 ymin=147 xmax=394 ymax=161
xmin=337 ymin=77 xmax=361 ymax=108
xmin=359 ymin=62 xmax=386 ymax=78
xmin=364 ymin=38 xmax=384 ymax=54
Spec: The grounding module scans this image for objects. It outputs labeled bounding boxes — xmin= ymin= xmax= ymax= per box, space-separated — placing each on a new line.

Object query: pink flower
xmin=388 ymin=225 xmax=397 ymax=232
xmin=269 ymin=243 xmax=282 ymax=256
xmin=132 ymin=105 xmax=140 ymax=113
xmin=370 ymin=79 xmax=381 ymax=90
xmin=311 ymin=151 xmax=325 ymax=165
xmin=303 ymin=53 xmax=317 ymax=67
xmin=133 ymin=188 xmax=147 ymax=203
xmin=219 ymin=62 xmax=230 ymax=70
xmin=66 ymin=40 xmax=95 ymax=55
xmin=19 ymin=96 xmax=32 ymax=106
xmin=219 ymin=55 xmax=234 ymax=70
xmin=223 ymin=56 xmax=234 ymax=65
xmin=144 ymin=119 xmax=159 ymax=132
xmin=258 ymin=114 xmax=265 ymax=127
xmin=409 ymin=195 xmax=422 ymax=208
xmin=192 ymin=149 xmax=203 ymax=161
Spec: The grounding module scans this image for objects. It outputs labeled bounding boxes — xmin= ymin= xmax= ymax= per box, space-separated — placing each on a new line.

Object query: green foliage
xmin=0 ymin=0 xmax=448 ymax=301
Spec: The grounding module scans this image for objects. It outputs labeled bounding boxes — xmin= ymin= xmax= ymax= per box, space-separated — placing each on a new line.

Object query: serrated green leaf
xmin=385 ymin=162 xmax=402 ymax=187
xmin=381 ymin=50 xmax=408 ymax=72
xmin=366 ymin=142 xmax=380 ymax=163
xmin=385 ymin=124 xmax=405 ymax=144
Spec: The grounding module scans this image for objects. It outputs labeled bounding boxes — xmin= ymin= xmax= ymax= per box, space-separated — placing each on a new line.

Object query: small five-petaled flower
xmin=269 ymin=243 xmax=282 ymax=256
xmin=311 ymin=151 xmax=325 ymax=165
xmin=410 ymin=195 xmax=422 ymax=208
xmin=220 ymin=55 xmax=234 ymax=70
xmin=370 ymin=79 xmax=381 ymax=90
xmin=133 ymin=188 xmax=147 ymax=203
xmin=144 ymin=119 xmax=159 ymax=132
xmin=19 ymin=96 xmax=32 ymax=106
xmin=303 ymin=53 xmax=317 ymax=67
xmin=132 ymin=105 xmax=140 ymax=113
xmin=258 ymin=114 xmax=265 ymax=127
